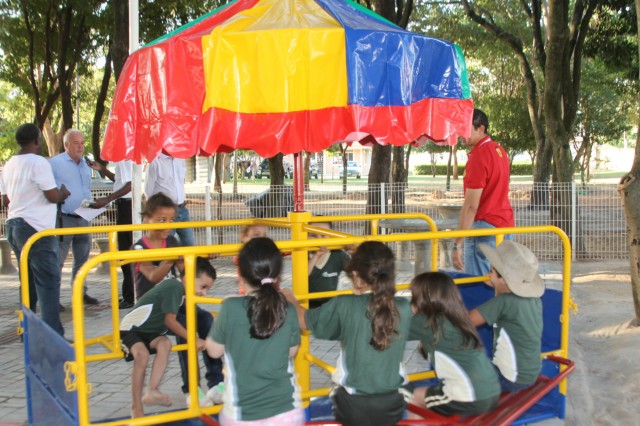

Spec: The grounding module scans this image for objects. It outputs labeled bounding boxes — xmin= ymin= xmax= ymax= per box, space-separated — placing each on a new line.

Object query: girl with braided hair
xmin=284 ymin=241 xmax=411 ymax=426
xmin=206 ymin=237 xmax=303 ymax=425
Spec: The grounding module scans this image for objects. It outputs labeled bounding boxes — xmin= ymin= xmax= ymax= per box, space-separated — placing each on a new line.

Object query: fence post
xmin=571 ymin=181 xmax=576 ymax=261
xmin=380 ymin=183 xmax=387 ymax=235
xmin=205 ymin=184 xmax=212 ymax=245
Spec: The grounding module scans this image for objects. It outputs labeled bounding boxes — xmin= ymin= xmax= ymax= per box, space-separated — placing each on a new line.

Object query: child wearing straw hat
xmin=469 ymin=240 xmax=544 ymax=393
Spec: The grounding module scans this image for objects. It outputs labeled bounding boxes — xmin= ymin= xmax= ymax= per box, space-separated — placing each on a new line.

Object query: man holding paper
xmin=91 ymin=160 xmax=135 ymax=309
xmin=49 ymin=129 xmax=99 ymax=306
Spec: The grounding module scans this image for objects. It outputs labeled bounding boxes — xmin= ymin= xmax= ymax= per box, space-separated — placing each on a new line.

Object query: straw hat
xmin=479 ymin=241 xmax=544 ymax=298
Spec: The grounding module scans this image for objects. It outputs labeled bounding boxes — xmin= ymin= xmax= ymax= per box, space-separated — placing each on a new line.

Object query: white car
xmin=339 ymin=161 xmax=362 ymax=179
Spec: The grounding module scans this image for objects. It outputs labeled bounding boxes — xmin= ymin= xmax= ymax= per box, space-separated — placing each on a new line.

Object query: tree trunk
xmin=446 ymin=146 xmax=453 ymax=191
xmin=269 ymin=154 xmax=285 ymax=186
xmin=430 ymin=152 xmax=437 ymax=177
xmin=585 ymin=142 xmax=592 ymax=183
xmin=341 ymin=145 xmax=348 ymax=195
xmin=617 ymin=0 xmax=640 ymax=324
xmin=363 ymin=0 xmax=402 ymax=218
xmin=214 ymin=154 xmax=223 ymax=193
xmin=91 ymin=46 xmax=113 ymax=162
xmin=57 ymin=5 xmax=74 ymax=132
xmin=22 ymin=4 xmax=59 ymax=134
xmin=366 ymin=144 xmax=391 ymax=216
xmin=264 ymin=154 xmax=287 ymax=218
xmin=391 ymin=146 xmax=406 ymax=213
xmin=112 ymin=0 xmax=129 ymax=81
xmin=404 ymin=144 xmax=412 ymax=177
xmin=619 ymin=136 xmax=640 ymax=323
xmin=223 ymin=154 xmax=232 ymax=183
xmin=453 ymin=144 xmax=459 ymax=180
xmin=42 ymin=118 xmax=65 ymax=157
xmin=544 ymin=0 xmax=574 ymax=239
xmin=304 ymin=151 xmax=311 ymax=190
xmin=531 ymin=139 xmax=552 ymax=205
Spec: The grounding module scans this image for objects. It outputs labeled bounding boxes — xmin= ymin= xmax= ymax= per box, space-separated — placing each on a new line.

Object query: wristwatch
xmin=452 ymin=243 xmax=459 ymax=251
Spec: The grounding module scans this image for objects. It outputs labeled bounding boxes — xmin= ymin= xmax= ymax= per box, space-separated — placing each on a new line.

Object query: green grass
xmin=225 ymin=170 xmax=626 ymax=187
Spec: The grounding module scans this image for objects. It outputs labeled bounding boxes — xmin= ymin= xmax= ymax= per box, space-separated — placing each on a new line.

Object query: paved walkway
xmin=0 ymin=253 xmax=573 ymax=425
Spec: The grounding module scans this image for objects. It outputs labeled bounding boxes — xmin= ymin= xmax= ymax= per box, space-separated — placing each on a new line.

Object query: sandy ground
xmin=0 ymin=258 xmax=638 ymax=425
xmin=559 ymin=260 xmax=640 ymax=425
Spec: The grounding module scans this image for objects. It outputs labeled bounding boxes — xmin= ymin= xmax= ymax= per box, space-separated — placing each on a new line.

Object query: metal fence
xmin=0 ymin=181 xmax=627 ymax=261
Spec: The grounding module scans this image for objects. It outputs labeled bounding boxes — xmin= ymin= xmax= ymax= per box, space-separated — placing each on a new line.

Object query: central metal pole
xmin=293 ymin=152 xmax=305 ymax=211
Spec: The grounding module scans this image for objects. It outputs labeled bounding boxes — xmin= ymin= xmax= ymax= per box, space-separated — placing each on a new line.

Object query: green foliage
xmin=0 ymin=82 xmax=32 ymax=162
xmin=411 ymin=1 xmax=536 ymax=159
xmin=584 ymin=1 xmax=638 ymax=80
xmin=476 ymin=91 xmax=536 ymax=159
xmin=414 ymin=162 xmax=533 ymax=176
xmin=415 ymin=164 xmax=463 ymax=176
xmin=577 ymin=58 xmax=635 ymax=148
xmin=140 ymin=1 xmax=228 ymax=44
xmin=510 ymin=163 xmax=534 ymax=175
xmin=0 ymin=0 xmax=228 ymax=148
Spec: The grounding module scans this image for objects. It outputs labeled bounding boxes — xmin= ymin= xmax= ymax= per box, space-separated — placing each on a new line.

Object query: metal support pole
xmin=205 ymin=184 xmax=212 ymax=245
xmin=289 ymin=211 xmax=312 ymax=408
xmin=380 ymin=182 xmax=386 ymax=234
xmin=129 ymin=0 xmax=143 ymax=241
xmin=293 ymin=152 xmax=305 ymax=211
xmin=571 ymin=181 xmax=576 ymax=261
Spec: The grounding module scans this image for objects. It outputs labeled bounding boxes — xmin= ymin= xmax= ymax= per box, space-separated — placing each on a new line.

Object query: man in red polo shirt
xmin=452 ymin=109 xmax=514 ymax=276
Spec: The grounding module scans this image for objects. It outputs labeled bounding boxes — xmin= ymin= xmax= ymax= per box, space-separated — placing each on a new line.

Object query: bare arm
xmin=469 ymin=308 xmax=487 ymax=327
xmin=289 ymin=344 xmax=299 ymax=358
xmin=452 ymin=188 xmax=483 ymax=270
xmin=281 ymin=288 xmax=308 ymax=331
xmin=166 ymin=312 xmax=205 ymax=350
xmin=93 ymin=181 xmax=131 ymax=209
xmin=205 ymin=336 xmax=225 ymax=358
xmin=43 ymin=184 xmax=70 ymax=204
xmin=91 ymin=161 xmax=115 ymax=181
xmin=138 ymin=260 xmax=177 ymax=285
xmin=308 ymin=247 xmax=327 ymax=275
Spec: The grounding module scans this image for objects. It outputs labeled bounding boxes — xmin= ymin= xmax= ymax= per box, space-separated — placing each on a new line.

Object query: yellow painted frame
xmin=18 ymin=212 xmax=572 ymax=425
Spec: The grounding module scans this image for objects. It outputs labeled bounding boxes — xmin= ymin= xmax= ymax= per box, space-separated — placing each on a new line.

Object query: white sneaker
xmin=185 ymin=387 xmax=212 ymax=407
xmin=206 ymin=383 xmax=225 ymax=405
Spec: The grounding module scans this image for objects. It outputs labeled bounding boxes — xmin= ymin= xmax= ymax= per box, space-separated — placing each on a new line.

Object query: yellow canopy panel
xmin=202 ymin=0 xmax=348 ymax=113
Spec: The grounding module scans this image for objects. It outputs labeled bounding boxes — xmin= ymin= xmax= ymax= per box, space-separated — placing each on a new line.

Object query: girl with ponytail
xmin=283 ymin=241 xmax=411 ymax=426
xmin=206 ymin=237 xmax=303 ymax=425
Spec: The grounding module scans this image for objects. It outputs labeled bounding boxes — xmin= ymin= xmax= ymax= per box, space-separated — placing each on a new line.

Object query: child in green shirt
xmin=408 ymin=272 xmax=500 ymax=417
xmin=307 ymin=220 xmax=350 ymax=308
xmin=120 ymin=257 xmax=217 ymax=418
xmin=469 ymin=241 xmax=544 ymax=393
xmin=285 ymin=241 xmax=411 ymax=426
xmin=206 ymin=237 xmax=302 ymax=425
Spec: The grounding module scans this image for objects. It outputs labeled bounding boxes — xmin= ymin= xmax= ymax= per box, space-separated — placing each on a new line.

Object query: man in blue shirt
xmin=49 ymin=129 xmax=99 ymax=306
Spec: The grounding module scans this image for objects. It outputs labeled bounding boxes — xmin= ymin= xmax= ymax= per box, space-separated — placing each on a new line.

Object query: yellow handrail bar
xmin=17 ymin=213 xmax=571 ymax=425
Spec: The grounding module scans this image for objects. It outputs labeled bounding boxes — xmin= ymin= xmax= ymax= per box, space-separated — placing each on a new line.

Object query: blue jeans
xmin=172 ymin=205 xmax=195 ymax=246
xmin=6 ymin=218 xmax=65 ymax=336
xmin=463 ymin=221 xmax=513 ymax=276
xmin=176 ymin=305 xmax=223 ymax=393
xmin=58 ymin=215 xmax=92 ymax=294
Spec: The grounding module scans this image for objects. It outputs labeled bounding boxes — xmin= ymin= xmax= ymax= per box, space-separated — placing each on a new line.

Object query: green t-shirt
xmin=120 ymin=278 xmax=184 ymax=335
xmin=305 ymin=294 xmax=411 ymax=395
xmin=409 ymin=314 xmax=500 ymax=402
xmin=308 ymin=250 xmax=350 ymax=305
xmin=209 ymin=296 xmax=301 ymax=421
xmin=476 ymin=293 xmax=542 ymax=385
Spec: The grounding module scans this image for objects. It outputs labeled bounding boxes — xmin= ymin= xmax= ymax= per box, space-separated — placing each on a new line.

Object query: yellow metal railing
xmin=18 ymin=212 xmax=572 ymax=425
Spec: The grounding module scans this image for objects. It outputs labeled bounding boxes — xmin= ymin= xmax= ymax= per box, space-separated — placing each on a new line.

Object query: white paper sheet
xmin=74 ymin=206 xmax=107 ymax=221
